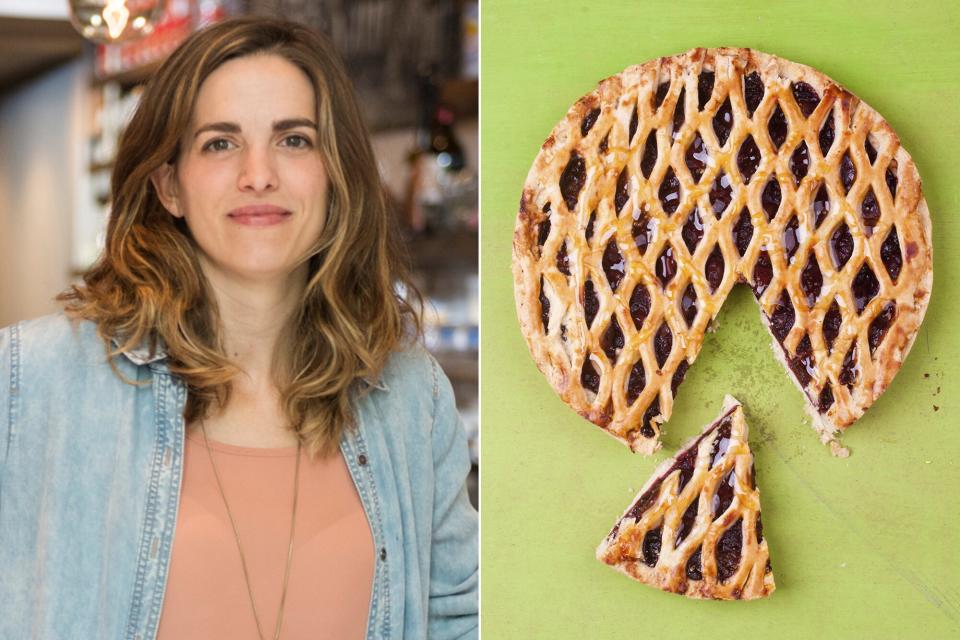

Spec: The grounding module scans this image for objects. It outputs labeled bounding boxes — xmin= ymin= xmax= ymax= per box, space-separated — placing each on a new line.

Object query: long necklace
xmin=200 ymin=419 xmax=302 ymax=640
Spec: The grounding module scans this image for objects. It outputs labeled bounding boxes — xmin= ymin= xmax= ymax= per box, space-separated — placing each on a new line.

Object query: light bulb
xmin=68 ymin=0 xmax=166 ymax=44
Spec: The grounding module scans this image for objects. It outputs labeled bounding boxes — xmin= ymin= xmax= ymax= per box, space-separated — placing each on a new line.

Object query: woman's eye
xmin=202 ymin=138 xmax=234 ymax=152
xmin=282 ymin=134 xmax=312 ymax=149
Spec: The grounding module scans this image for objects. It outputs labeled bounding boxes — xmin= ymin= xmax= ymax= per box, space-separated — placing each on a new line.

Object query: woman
xmin=0 ymin=17 xmax=477 ymax=640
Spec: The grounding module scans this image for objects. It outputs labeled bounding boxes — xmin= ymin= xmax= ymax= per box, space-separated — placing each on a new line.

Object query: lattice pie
xmin=513 ymin=48 xmax=932 ymax=454
xmin=597 ymin=396 xmax=774 ymax=600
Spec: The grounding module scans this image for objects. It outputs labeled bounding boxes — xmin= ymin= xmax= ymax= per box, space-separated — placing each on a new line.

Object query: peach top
xmin=156 ymin=430 xmax=374 ymax=639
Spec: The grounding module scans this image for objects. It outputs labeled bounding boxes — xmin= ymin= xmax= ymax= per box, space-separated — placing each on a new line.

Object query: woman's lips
xmin=227 ymin=205 xmax=292 ymax=226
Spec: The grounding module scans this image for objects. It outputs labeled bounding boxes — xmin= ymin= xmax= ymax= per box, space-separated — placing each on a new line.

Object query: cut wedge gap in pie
xmin=597 ymin=396 xmax=774 ymax=600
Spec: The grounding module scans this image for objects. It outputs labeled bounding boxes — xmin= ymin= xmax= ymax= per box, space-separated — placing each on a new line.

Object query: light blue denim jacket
xmin=0 ymin=312 xmax=478 ymax=639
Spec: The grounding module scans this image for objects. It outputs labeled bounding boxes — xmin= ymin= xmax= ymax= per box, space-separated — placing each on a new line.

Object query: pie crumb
xmin=829 ymin=441 xmax=850 ymax=458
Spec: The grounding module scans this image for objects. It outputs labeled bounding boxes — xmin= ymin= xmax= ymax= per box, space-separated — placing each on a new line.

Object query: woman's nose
xmin=237 ymin=145 xmax=279 ymax=192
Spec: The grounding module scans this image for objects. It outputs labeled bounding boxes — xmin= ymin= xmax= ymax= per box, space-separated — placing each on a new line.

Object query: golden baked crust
xmin=513 ymin=47 xmax=932 ymax=455
xmin=597 ymin=396 xmax=774 ymax=600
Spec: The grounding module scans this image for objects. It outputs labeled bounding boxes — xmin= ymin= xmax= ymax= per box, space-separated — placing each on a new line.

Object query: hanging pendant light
xmin=68 ymin=0 xmax=167 ymax=44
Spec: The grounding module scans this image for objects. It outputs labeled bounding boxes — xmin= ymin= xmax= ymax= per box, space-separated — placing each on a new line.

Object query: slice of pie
xmin=512 ymin=47 xmax=932 ymax=455
xmin=597 ymin=396 xmax=774 ymax=600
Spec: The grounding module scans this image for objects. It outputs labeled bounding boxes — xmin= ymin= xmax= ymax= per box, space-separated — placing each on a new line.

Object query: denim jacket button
xmin=358 ymin=454 xmax=368 ymax=466
xmin=379 ymin=547 xmax=387 ymax=561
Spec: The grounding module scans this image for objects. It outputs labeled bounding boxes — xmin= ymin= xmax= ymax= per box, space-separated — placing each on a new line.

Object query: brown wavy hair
xmin=58 ymin=17 xmax=420 ymax=458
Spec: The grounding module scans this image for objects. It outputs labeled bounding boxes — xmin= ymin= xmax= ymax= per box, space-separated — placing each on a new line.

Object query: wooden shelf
xmin=433 ymin=349 xmax=478 ymax=382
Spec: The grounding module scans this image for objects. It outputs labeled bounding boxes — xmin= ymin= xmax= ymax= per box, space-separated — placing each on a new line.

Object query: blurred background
xmin=0 ymin=0 xmax=478 ymax=505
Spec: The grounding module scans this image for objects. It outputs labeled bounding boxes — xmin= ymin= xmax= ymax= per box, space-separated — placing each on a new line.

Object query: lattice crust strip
xmin=513 ymin=47 xmax=933 ymax=455
xmin=597 ymin=396 xmax=774 ymax=600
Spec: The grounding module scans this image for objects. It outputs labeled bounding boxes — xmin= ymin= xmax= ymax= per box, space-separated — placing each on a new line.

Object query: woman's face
xmin=153 ymin=53 xmax=328 ymax=284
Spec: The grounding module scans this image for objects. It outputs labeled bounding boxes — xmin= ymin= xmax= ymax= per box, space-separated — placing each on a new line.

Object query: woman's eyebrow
xmin=193 ymin=118 xmax=318 ymax=138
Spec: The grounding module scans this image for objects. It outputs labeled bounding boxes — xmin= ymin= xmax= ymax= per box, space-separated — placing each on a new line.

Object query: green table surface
xmin=479 ymin=1 xmax=960 ymax=637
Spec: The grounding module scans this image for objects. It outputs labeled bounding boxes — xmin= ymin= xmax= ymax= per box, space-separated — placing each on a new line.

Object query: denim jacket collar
xmin=110 ymin=333 xmax=390 ymax=391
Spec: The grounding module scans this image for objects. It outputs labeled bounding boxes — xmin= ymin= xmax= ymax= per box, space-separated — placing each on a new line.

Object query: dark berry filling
xmin=840 ymin=152 xmax=856 ymax=193
xmin=819 ymin=110 xmax=835 ymax=156
xmin=768 ymin=104 xmax=787 ymax=149
xmin=716 ymin=519 xmax=743 ymax=583
xmin=800 ymin=255 xmax=823 ymax=307
xmin=682 ymin=208 xmax=704 ymax=253
xmin=686 ymin=133 xmax=709 ymax=183
xmin=732 ymin=208 xmax=754 ymax=256
xmin=626 ymin=360 xmax=646 ymax=405
xmin=584 ymin=279 xmax=599 ymax=327
xmin=659 ymin=167 xmax=681 ymax=214
xmin=602 ymin=315 xmax=625 ymax=363
xmin=686 ymin=547 xmax=703 ymax=581
xmin=818 ymin=385 xmax=834 ymax=413
xmin=713 ymin=97 xmax=733 ymax=147
xmin=783 ymin=215 xmax=800 ymax=263
xmin=761 ymin=178 xmax=781 ymax=220
xmin=823 ymin=300 xmax=842 ymax=352
xmin=655 ymin=82 xmax=669 ymax=109
xmin=698 ymin=71 xmax=715 ymax=110
xmin=869 ymin=302 xmax=896 ymax=354
xmin=710 ymin=419 xmax=732 ymax=467
xmin=654 ymin=321 xmax=673 ymax=369
xmin=559 ymin=151 xmax=586 ymax=211
xmin=743 ymin=72 xmax=764 ymax=116
xmin=628 ymin=105 xmax=638 ymax=145
xmin=864 ymin=136 xmax=878 ymax=164
xmin=581 ymin=107 xmax=600 ymax=136
xmin=602 ymin=239 xmax=626 ymax=292
xmin=641 ymin=396 xmax=660 ymax=437
xmin=710 ymin=172 xmax=733 ymax=215
xmin=585 ymin=210 xmax=596 ymax=243
xmin=681 ymin=283 xmax=698 ymax=326
xmin=769 ymin=290 xmax=795 ymax=343
xmin=556 ymin=241 xmax=570 ymax=275
xmin=675 ymin=499 xmax=699 ymax=547
xmin=581 ymin=357 xmax=600 ymax=393
xmin=656 ymin=245 xmax=678 ymax=288
xmin=641 ymin=130 xmax=658 ymax=179
xmin=851 ymin=263 xmax=879 ymax=314
xmin=671 ymin=359 xmax=689 ymax=396
xmin=789 ymin=334 xmax=816 ymax=388
xmin=752 ymin=250 xmax=773 ymax=297
xmin=791 ymin=81 xmax=820 ymax=117
xmin=813 ymin=183 xmax=831 ymax=228
xmin=672 ymin=88 xmax=686 ymax=141
xmin=831 ymin=222 xmax=853 ymax=269
xmin=632 ymin=208 xmax=652 ymax=254
xmin=860 ymin=188 xmax=880 ymax=236
xmin=737 ymin=135 xmax=761 ymax=183
xmin=881 ymin=227 xmax=902 ymax=282
xmin=537 ymin=217 xmax=551 ymax=248
xmin=705 ymin=245 xmax=725 ymax=293
xmin=712 ymin=468 xmax=736 ymax=519
xmin=790 ymin=141 xmax=810 ymax=185
xmin=839 ymin=343 xmax=858 ymax=389
xmin=539 ymin=277 xmax=550 ymax=332
xmin=630 ymin=284 xmax=651 ymax=330
xmin=615 ymin=167 xmax=630 ymax=214
xmin=642 ymin=525 xmax=662 ymax=567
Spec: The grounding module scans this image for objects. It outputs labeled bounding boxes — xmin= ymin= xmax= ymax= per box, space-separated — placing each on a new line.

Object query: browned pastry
xmin=597 ymin=396 xmax=774 ymax=600
xmin=512 ymin=47 xmax=932 ymax=455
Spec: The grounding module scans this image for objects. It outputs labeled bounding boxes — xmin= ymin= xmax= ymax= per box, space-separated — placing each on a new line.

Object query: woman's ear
xmin=150 ymin=163 xmax=183 ymax=218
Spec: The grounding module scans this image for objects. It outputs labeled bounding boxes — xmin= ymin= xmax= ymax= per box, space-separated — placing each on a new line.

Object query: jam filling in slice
xmin=632 ymin=207 xmax=653 ymax=254
xmin=681 ymin=283 xmax=698 ymax=327
xmin=881 ymin=226 xmax=903 ymax=282
xmin=628 ymin=104 xmax=638 ymax=145
xmin=602 ymin=315 xmax=625 ymax=363
xmin=860 ymin=188 xmax=880 ymax=236
xmin=800 ymin=255 xmax=823 ymax=307
xmin=789 ymin=334 xmax=816 ymax=388
xmin=539 ymin=276 xmax=550 ymax=332
xmin=769 ymin=290 xmax=796 ymax=343
xmin=737 ymin=135 xmax=761 ymax=184
xmin=812 ymin=183 xmax=831 ymax=228
xmin=556 ymin=240 xmax=570 ymax=275
xmin=671 ymin=360 xmax=689 ymax=396
xmin=672 ymin=88 xmax=686 ymax=141
xmin=839 ymin=151 xmax=856 ymax=194
xmin=642 ymin=525 xmax=663 ymax=567
xmin=752 ymin=250 xmax=773 ymax=297
xmin=656 ymin=245 xmax=678 ymax=288
xmin=851 ymin=263 xmax=879 ymax=314
xmin=831 ymin=222 xmax=854 ymax=270
xmin=823 ymin=300 xmax=842 ymax=352
xmin=869 ymin=302 xmax=897 ymax=354
xmin=654 ymin=81 xmax=670 ymax=109
xmin=783 ymin=215 xmax=800 ymax=263
xmin=864 ymin=136 xmax=878 ymax=165
xmin=716 ymin=519 xmax=743 ymax=583
xmin=790 ymin=141 xmax=810 ymax=185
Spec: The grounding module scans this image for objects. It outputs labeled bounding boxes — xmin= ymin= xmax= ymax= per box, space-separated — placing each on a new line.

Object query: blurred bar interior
xmin=0 ymin=0 xmax=478 ymax=504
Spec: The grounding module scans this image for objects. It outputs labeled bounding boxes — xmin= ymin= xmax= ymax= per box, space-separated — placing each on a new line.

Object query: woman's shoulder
xmin=378 ymin=339 xmax=445 ymax=402
xmin=2 ymin=311 xmax=101 ymax=364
